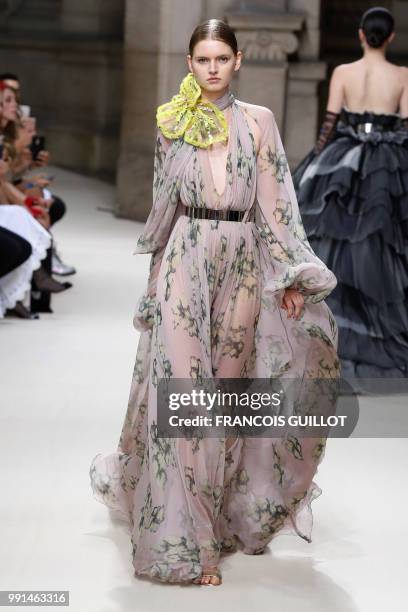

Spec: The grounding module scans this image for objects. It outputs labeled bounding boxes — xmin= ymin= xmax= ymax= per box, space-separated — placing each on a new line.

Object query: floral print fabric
xmin=90 ymin=97 xmax=339 ymax=583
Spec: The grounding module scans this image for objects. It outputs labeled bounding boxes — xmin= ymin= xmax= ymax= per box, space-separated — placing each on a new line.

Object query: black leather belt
xmin=182 ymin=204 xmax=246 ymax=222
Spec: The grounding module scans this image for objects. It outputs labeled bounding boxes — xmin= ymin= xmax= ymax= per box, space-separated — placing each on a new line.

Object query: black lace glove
xmin=401 ymin=116 xmax=408 ymax=130
xmin=313 ymin=110 xmax=340 ymax=154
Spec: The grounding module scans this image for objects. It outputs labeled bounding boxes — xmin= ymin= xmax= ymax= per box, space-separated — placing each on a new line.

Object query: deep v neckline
xmin=209 ymin=144 xmax=230 ymax=199
xmin=205 ymin=108 xmax=233 ymax=201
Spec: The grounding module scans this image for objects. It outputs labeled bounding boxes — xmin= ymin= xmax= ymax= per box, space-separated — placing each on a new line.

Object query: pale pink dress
xmin=90 ymin=92 xmax=339 ymax=583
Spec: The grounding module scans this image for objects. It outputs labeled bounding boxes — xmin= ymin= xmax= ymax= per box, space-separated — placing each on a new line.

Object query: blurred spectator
xmin=1 ymin=78 xmax=73 ymax=319
xmin=2 ymin=73 xmax=76 ymax=277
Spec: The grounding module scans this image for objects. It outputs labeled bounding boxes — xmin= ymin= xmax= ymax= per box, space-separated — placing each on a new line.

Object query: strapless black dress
xmin=293 ymin=107 xmax=408 ymax=379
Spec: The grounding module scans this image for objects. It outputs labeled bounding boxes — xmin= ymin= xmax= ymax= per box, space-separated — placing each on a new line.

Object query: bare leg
xmin=195 ymin=266 xmax=260 ymax=585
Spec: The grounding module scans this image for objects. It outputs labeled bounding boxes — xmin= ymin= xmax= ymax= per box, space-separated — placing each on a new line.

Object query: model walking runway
xmin=90 ymin=19 xmax=339 ymax=586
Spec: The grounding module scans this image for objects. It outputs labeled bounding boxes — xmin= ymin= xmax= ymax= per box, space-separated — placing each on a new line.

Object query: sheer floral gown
xmin=90 ymin=94 xmax=340 ymax=583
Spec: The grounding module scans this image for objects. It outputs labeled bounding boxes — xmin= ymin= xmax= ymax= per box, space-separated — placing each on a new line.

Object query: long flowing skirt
xmin=90 ymin=214 xmax=339 ymax=583
xmin=293 ymin=109 xmax=408 ymax=379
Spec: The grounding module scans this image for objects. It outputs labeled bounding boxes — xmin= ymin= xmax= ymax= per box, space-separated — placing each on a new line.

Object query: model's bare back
xmin=328 ymin=59 xmax=408 ymax=115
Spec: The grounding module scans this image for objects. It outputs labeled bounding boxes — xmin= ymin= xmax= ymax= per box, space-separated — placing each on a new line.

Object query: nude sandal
xmin=192 ymin=568 xmax=222 ymax=585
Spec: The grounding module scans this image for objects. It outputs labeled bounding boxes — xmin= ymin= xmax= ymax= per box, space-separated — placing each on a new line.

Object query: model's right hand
xmin=281 ymin=287 xmax=305 ymax=320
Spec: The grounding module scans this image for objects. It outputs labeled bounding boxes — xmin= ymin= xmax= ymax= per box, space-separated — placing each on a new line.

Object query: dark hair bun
xmin=367 ymin=32 xmax=381 ymax=48
xmin=360 ymin=6 xmax=395 ymax=48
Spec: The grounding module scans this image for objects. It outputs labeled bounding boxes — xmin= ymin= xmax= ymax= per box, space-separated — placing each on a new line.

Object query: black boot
xmin=31 ymin=245 xmax=53 ymax=312
xmin=6 ymin=301 xmax=40 ymax=319
xmin=32 ymin=266 xmax=72 ymax=293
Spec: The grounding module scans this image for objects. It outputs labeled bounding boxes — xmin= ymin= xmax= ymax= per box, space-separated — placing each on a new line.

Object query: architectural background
xmin=1 ymin=0 xmax=408 ymax=220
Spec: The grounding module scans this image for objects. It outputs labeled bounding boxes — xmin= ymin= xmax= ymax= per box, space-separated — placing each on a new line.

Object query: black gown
xmin=293 ymin=107 xmax=408 ymax=380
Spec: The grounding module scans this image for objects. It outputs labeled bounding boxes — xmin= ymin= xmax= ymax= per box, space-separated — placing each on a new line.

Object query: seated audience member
xmin=1 ymin=73 xmax=76 ymax=277
xmin=1 ymin=82 xmax=72 ymax=318
xmin=0 ymin=224 xmax=35 ymax=318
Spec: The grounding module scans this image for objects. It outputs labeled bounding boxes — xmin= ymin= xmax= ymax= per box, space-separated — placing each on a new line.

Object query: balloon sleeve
xmin=254 ymin=109 xmax=337 ymax=304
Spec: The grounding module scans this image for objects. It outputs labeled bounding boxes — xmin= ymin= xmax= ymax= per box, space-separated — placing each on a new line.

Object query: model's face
xmin=2 ymin=87 xmax=18 ymax=121
xmin=187 ymin=39 xmax=242 ymax=94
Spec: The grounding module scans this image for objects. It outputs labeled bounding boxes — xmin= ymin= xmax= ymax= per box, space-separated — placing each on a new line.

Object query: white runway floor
xmin=0 ymin=166 xmax=407 ymax=611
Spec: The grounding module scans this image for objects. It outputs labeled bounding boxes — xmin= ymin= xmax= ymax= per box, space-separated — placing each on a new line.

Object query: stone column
xmin=115 ymin=0 xmax=204 ymax=220
xmin=226 ymin=0 xmax=326 ymax=167
xmin=61 ymin=0 xmax=124 ymax=36
xmin=289 ymin=0 xmax=321 ymax=59
xmin=226 ymin=10 xmax=304 ymax=133
xmin=285 ymin=61 xmax=327 ymax=166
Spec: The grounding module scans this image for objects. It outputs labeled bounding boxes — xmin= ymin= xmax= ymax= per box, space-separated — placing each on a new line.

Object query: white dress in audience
xmin=0 ymin=205 xmax=51 ymax=317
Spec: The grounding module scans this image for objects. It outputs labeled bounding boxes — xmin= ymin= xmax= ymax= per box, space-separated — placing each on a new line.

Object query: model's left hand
xmin=281 ymin=287 xmax=305 ymax=319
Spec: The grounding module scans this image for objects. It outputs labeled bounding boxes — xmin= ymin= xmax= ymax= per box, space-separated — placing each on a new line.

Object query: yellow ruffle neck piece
xmin=156 ymin=72 xmax=231 ymax=148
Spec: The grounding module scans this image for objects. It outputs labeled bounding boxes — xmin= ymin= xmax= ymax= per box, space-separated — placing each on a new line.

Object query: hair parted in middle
xmin=189 ymin=19 xmax=238 ymax=56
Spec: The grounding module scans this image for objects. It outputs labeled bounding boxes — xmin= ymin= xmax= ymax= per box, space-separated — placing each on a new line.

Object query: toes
xmin=195 ymin=567 xmax=222 ymax=586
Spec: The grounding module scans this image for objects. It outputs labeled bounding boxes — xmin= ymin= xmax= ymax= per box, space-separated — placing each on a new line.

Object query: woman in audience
xmin=1 ymin=89 xmax=72 ymax=318
xmin=0 ymin=205 xmax=51 ymax=319
xmin=1 ymin=76 xmax=76 ymax=277
xmin=0 ymin=225 xmax=35 ymax=317
xmin=0 ymin=80 xmax=18 ymax=125
xmin=0 ymin=225 xmax=32 ymax=279
xmin=0 ymin=149 xmax=52 ymax=318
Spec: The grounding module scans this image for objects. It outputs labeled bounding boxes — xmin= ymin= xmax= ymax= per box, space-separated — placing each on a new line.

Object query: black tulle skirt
xmin=293 ymin=107 xmax=408 ymax=379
